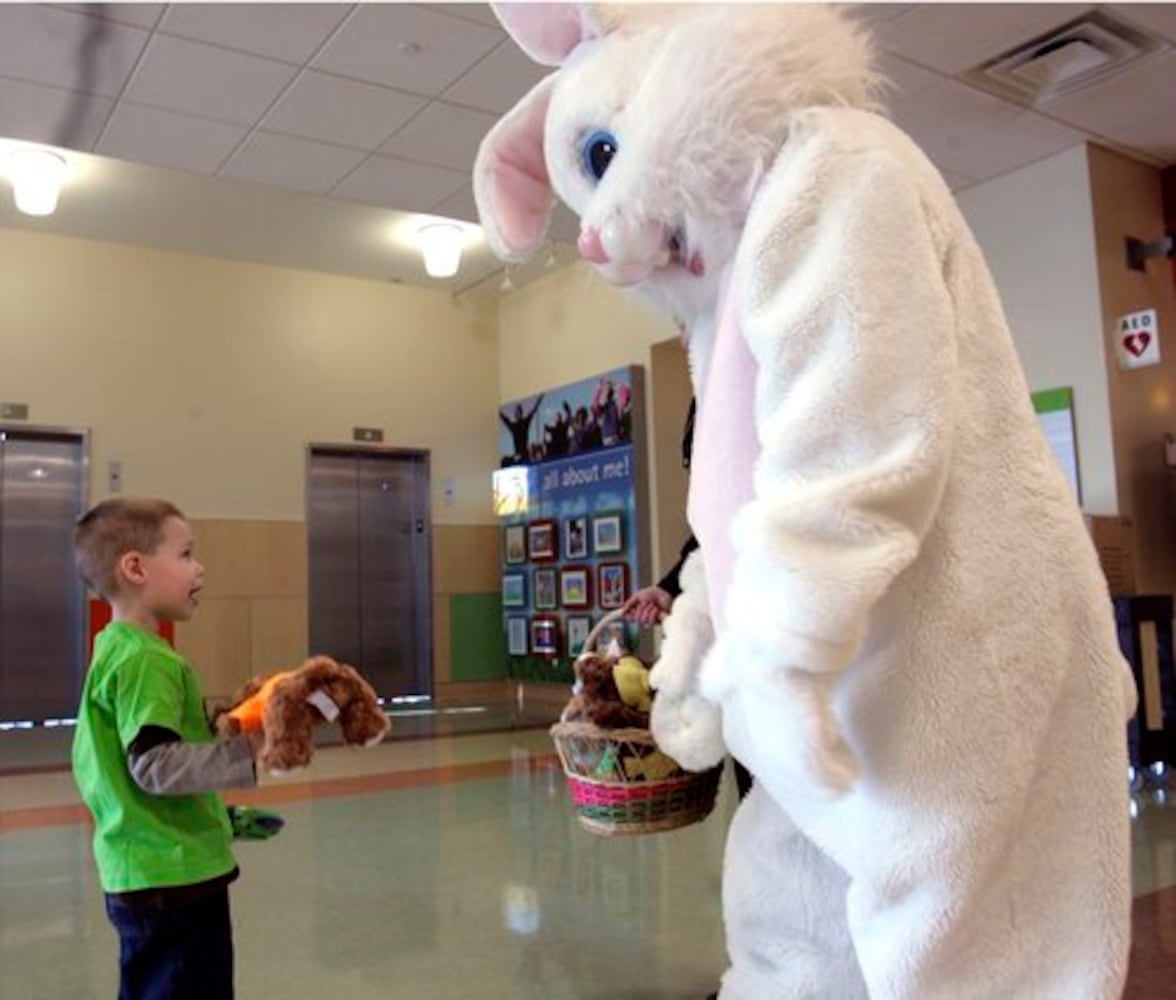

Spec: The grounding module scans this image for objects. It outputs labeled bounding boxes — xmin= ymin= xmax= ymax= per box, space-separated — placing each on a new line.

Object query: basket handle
xmin=576 ymin=608 xmax=628 ymax=666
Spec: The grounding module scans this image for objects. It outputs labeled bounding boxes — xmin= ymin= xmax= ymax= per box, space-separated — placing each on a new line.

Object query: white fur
xmin=649 ymin=551 xmax=726 ymax=770
xmin=477 ymin=5 xmax=1135 ymax=998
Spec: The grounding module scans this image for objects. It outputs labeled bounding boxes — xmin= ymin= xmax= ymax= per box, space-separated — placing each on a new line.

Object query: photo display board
xmin=494 ymin=366 xmax=650 ymax=681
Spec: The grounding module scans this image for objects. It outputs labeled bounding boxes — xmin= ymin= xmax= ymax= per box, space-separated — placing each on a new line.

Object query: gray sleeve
xmin=128 ymin=737 xmax=257 ymax=796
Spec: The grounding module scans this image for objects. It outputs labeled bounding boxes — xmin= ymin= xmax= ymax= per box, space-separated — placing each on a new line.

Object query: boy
xmin=72 ymin=498 xmax=258 ymax=1000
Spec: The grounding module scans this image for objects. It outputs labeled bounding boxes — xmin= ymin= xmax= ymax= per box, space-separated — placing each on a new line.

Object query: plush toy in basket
xmin=551 ymin=611 xmax=721 ymax=836
xmin=214 ymin=655 xmax=390 ymax=774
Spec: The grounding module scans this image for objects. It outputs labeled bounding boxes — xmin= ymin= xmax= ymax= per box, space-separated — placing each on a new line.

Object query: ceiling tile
xmin=436 ymin=5 xmax=504 ymax=30
xmin=938 ymin=168 xmax=978 ymax=192
xmin=430 ymin=183 xmax=478 ymax=224
xmin=1043 ymin=51 xmax=1176 ymax=140
xmin=1098 ymin=108 xmax=1176 ymax=164
xmin=0 ymin=5 xmax=148 ymax=97
xmin=892 ymin=78 xmax=1085 ymax=180
xmin=380 ymin=100 xmax=498 ymax=170
xmin=122 ymin=35 xmax=299 ymax=126
xmin=220 ymin=130 xmax=367 ymax=195
xmin=331 ymin=154 xmax=468 ymax=213
xmin=441 ymin=38 xmax=549 ymax=113
xmin=838 ymin=4 xmax=916 ymax=27
xmin=875 ymin=3 xmax=1092 ymax=75
xmin=54 ymin=3 xmax=166 ymax=30
xmin=96 ymin=102 xmax=247 ymax=173
xmin=0 ymin=76 xmax=113 ymax=151
xmin=262 ymin=70 xmax=425 ymax=151
xmin=874 ymin=52 xmax=944 ymax=106
xmin=158 ymin=3 xmax=352 ymax=65
xmin=313 ymin=4 xmax=502 ymax=97
xmin=1115 ymin=4 xmax=1176 ymax=44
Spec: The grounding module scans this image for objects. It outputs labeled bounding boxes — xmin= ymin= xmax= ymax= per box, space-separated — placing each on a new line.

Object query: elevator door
xmin=307 ymin=447 xmax=431 ymax=699
xmin=0 ymin=427 xmax=87 ymax=721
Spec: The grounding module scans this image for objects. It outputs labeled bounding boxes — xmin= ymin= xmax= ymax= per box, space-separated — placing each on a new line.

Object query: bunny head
xmin=475 ymin=3 xmax=877 ymax=328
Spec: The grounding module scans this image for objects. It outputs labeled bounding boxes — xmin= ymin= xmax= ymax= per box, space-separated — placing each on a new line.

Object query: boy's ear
xmin=117 ymin=550 xmax=147 ymax=586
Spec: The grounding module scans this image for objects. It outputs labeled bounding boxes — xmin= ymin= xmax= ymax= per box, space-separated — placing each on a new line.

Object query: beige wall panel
xmin=190 ymin=520 xmax=307 ymax=599
xmin=175 ymin=598 xmax=252 ymax=700
xmin=433 ymin=524 xmax=500 ymax=595
xmin=251 ymin=597 xmax=309 ymax=672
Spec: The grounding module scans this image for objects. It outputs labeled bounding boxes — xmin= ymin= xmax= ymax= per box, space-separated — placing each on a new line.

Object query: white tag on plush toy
xmin=306 ymin=689 xmax=340 ymax=722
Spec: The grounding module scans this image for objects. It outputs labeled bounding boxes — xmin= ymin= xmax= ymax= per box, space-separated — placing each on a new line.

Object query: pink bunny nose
xmin=578 ymin=227 xmax=609 ymax=264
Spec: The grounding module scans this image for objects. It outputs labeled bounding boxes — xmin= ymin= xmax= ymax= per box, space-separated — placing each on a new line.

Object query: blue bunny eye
xmin=580 ymin=130 xmax=618 ymax=184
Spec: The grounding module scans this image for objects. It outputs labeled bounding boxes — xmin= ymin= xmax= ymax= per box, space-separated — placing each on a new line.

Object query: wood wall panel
xmin=1088 ymin=146 xmax=1176 ymax=597
xmin=170 ymin=520 xmax=498 ymax=696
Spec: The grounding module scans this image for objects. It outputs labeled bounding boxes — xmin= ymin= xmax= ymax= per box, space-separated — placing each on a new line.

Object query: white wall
xmin=956 ymin=145 xmax=1118 ymax=513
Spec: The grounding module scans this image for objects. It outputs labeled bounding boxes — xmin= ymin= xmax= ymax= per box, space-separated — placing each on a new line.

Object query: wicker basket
xmin=550 ymin=611 xmax=721 ymax=836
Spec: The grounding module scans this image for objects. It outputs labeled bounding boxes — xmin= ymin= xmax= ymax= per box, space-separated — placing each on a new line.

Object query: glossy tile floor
xmin=2 ymin=713 xmax=1173 ymax=999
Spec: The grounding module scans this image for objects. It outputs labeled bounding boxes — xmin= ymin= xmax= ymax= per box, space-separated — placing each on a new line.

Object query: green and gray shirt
xmin=72 ymin=622 xmax=255 ymax=894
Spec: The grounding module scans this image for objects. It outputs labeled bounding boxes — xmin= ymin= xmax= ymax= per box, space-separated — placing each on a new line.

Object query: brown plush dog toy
xmin=561 ymin=647 xmax=652 ymax=730
xmin=215 ymin=655 xmax=390 ymax=773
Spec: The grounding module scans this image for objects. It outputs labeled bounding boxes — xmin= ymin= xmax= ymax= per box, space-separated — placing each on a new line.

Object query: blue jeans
xmin=105 ymin=886 xmax=234 ymax=1000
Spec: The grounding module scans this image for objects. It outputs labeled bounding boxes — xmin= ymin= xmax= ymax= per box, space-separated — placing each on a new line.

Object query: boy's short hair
xmin=75 ymin=498 xmax=185 ymax=599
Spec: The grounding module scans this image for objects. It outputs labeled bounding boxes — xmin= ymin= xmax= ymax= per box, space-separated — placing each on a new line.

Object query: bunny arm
xmin=649 ymin=549 xmax=725 ymax=771
xmin=696 ymin=109 xmax=958 ymax=801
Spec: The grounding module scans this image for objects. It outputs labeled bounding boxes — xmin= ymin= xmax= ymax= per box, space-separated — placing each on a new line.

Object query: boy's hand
xmin=244 ymin=728 xmax=267 ymax=760
xmin=623 ymin=586 xmax=673 ymax=626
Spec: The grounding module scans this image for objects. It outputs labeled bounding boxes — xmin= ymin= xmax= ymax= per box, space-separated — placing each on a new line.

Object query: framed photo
xmin=502 ymin=572 xmax=527 ymax=609
xmin=592 ymin=513 xmax=623 ymax=555
xmin=527 ymin=519 xmax=558 ymax=562
xmin=530 ymin=615 xmax=560 ymax=658
xmin=566 ymin=615 xmax=593 ymax=657
xmin=506 ymin=616 xmax=528 ymax=656
xmin=564 ymin=514 xmax=589 ymax=559
xmin=597 ymin=561 xmax=630 ymax=609
xmin=533 ymin=567 xmax=558 ymax=610
xmin=503 ymin=523 xmax=527 ymax=565
xmin=560 ymin=565 xmax=592 ymax=609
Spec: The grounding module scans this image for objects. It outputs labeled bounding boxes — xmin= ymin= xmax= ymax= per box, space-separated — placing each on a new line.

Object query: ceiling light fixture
xmin=500 ymin=268 xmax=515 ymax=292
xmin=417 ymin=222 xmax=464 ymax=278
xmin=6 ymin=147 xmax=68 ymax=217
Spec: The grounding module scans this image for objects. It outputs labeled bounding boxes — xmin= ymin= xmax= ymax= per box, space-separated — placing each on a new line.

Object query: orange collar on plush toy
xmin=225 ymin=670 xmax=297 ymax=730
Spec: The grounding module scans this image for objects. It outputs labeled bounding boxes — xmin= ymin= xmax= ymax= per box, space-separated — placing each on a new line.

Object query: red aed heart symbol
xmin=1124 ymin=332 xmax=1151 ymax=357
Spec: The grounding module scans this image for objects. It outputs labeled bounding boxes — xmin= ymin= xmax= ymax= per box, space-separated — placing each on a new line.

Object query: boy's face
xmin=134 ymin=517 xmax=205 ymax=621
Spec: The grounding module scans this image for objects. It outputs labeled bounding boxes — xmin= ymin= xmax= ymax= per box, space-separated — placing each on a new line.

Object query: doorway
xmin=0 ymin=425 xmax=87 ymax=722
xmin=306 ymin=446 xmax=432 ymax=700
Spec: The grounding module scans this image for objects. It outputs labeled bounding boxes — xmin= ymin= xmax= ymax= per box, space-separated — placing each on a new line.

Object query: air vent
xmin=961 ymin=10 xmax=1167 ymax=105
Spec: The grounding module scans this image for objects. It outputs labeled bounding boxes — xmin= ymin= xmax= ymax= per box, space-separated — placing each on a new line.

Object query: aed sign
xmin=1114 ymin=309 xmax=1161 ymax=370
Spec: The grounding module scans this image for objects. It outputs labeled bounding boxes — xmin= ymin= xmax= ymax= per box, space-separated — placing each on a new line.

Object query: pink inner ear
xmin=475 ymin=75 xmax=556 ymax=259
xmin=492 ymin=2 xmax=587 ymax=66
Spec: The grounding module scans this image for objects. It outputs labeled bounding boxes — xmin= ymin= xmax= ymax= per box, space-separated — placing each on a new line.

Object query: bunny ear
xmin=474 ymin=74 xmax=557 ymax=261
xmin=491 ymin=2 xmax=597 ymax=66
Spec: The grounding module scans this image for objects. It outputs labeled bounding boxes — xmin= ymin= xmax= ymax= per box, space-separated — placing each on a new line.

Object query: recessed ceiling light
xmin=418 ymin=222 xmax=465 ymax=278
xmin=6 ymin=147 xmax=68 ymax=216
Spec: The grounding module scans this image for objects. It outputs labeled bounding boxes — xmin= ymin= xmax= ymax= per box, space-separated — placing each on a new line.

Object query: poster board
xmin=1032 ymin=386 xmax=1081 ymax=503
xmin=495 ymin=366 xmax=650 ymax=682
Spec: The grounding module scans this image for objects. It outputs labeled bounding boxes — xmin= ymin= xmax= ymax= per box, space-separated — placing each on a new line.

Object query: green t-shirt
xmin=71 ymin=622 xmax=236 ymax=893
